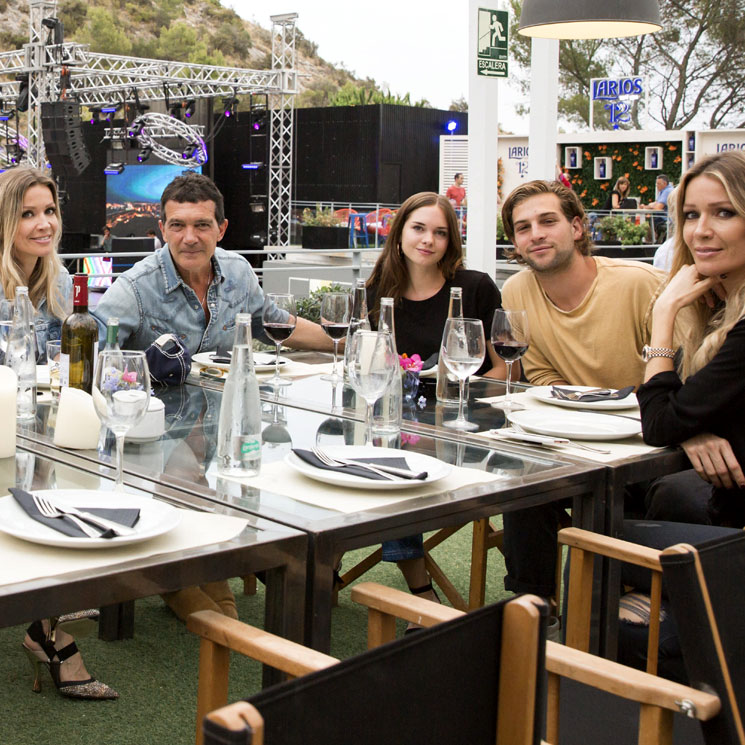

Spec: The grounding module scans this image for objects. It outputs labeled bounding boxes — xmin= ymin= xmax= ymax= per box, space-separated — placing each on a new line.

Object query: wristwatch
xmin=642 ymin=345 xmax=675 ymax=362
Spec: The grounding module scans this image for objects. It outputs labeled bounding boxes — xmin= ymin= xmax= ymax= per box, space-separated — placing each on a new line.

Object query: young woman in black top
xmin=638 ymin=150 xmax=745 ymax=526
xmin=365 ymin=192 xmax=507 ymax=616
xmin=602 ymin=176 xmax=634 ymax=211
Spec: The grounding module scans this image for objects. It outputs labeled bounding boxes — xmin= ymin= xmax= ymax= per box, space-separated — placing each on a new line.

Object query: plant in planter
xmin=301 ymin=207 xmax=349 ymax=249
xmin=596 ymin=215 xmax=649 ymax=246
xmin=295 ymin=283 xmax=349 ymax=324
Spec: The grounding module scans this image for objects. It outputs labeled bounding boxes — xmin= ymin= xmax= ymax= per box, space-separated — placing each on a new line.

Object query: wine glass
xmin=0 ymin=299 xmax=12 ymax=366
xmin=491 ymin=309 xmax=530 ymax=412
xmin=440 ymin=318 xmax=485 ymax=431
xmin=347 ymin=330 xmax=396 ymax=445
xmin=92 ymin=350 xmax=151 ymax=490
xmin=263 ymin=293 xmax=297 ymax=388
xmin=320 ymin=292 xmax=352 ymax=383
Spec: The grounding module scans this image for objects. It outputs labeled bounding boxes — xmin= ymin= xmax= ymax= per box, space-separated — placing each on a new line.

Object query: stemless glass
xmin=263 ymin=293 xmax=297 ymax=388
xmin=347 ymin=330 xmax=396 ymax=445
xmin=320 ymin=292 xmax=352 ymax=383
xmin=0 ymin=299 xmax=12 ymax=366
xmin=92 ymin=350 xmax=151 ymax=490
xmin=491 ymin=309 xmax=530 ymax=412
xmin=440 ymin=318 xmax=485 ymax=431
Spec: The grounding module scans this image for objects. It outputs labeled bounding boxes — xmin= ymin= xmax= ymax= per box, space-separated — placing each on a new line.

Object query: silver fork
xmin=33 ymin=494 xmax=102 ymax=538
xmin=311 ymin=447 xmax=396 ymax=480
xmin=510 ymin=422 xmax=611 ymax=455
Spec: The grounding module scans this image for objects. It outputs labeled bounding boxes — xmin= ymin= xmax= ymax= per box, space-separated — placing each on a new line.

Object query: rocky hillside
xmin=0 ymin=0 xmax=360 ymax=106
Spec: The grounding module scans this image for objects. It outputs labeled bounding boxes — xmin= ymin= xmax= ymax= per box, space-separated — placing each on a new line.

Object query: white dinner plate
xmin=285 ymin=446 xmax=452 ymax=491
xmin=527 ymin=385 xmax=639 ymax=411
xmin=419 ymin=366 xmax=437 ymax=379
xmin=0 ymin=490 xmax=181 ymax=549
xmin=193 ymin=351 xmax=288 ymax=372
xmin=507 ymin=409 xmax=641 ymax=441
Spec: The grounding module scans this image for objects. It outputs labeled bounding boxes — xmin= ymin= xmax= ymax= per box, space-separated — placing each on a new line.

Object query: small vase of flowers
xmin=399 ymin=353 xmax=423 ymax=404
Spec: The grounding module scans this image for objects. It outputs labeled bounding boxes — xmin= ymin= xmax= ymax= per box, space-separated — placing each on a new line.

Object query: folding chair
xmin=192 ymin=593 xmax=548 ymax=745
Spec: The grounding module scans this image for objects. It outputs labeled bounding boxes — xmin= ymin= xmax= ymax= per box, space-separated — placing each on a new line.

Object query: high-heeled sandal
xmin=404 ymin=582 xmax=441 ymax=635
xmin=55 ymin=609 xmax=100 ymax=638
xmin=22 ymin=620 xmax=118 ymax=700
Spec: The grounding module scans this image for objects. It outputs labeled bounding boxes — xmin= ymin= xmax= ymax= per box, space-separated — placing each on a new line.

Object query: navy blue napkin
xmin=9 ymin=488 xmax=140 ymax=539
xmin=292 ymin=449 xmax=412 ymax=481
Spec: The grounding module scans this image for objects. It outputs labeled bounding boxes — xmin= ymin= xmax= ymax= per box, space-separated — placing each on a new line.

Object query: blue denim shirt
xmin=92 ymin=246 xmax=288 ymax=354
xmin=0 ymin=268 xmax=71 ymax=362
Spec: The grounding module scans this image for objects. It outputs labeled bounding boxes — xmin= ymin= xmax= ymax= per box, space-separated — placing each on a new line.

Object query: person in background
xmin=602 ymin=176 xmax=635 ymax=211
xmin=641 ymin=173 xmax=674 ymax=242
xmin=445 ymin=173 xmax=467 ymax=208
xmin=0 ymin=167 xmax=116 ymax=700
xmin=652 ymin=187 xmax=678 ymax=273
xmin=365 ymin=191 xmax=508 ymax=627
xmin=101 ymin=225 xmax=112 ymax=253
xmin=146 ymin=228 xmax=162 ymax=250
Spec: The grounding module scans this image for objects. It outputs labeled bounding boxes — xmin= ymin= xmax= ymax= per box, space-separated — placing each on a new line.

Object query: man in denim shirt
xmin=93 ymin=173 xmax=331 ymax=354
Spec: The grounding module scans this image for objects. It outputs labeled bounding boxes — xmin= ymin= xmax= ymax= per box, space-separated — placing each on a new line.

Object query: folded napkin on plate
xmin=551 ymin=385 xmax=635 ymax=403
xmin=292 ymin=449 xmax=412 ymax=481
xmin=9 ymin=488 xmax=140 ymax=539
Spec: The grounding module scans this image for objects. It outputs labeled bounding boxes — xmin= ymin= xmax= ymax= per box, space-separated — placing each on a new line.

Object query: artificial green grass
xmin=0 ymin=521 xmax=510 ymax=745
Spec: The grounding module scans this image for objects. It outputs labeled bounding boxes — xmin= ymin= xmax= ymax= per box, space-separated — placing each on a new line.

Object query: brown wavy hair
xmin=366 ymin=192 xmax=463 ymax=322
xmin=0 ymin=167 xmax=66 ymax=318
xmin=667 ymin=151 xmax=745 ymax=379
xmin=500 ymin=180 xmax=592 ymax=263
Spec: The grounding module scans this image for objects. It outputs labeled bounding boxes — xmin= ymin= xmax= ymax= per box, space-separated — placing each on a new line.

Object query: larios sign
xmin=590 ymin=76 xmax=645 ymax=130
xmin=592 ymin=77 xmax=644 ymax=101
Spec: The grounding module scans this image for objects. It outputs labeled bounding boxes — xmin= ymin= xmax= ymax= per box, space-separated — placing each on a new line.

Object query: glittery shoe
xmin=23 ymin=620 xmax=118 ymax=700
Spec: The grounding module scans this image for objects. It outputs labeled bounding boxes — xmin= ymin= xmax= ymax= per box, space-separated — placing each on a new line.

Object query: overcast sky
xmin=227 ymin=0 xmax=529 ymax=132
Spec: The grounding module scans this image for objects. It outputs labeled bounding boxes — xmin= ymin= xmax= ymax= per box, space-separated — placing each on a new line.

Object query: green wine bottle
xmin=60 ymin=274 xmax=99 ymax=393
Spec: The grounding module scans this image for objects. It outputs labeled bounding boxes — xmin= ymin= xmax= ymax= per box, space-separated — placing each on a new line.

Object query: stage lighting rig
xmin=104 ymin=162 xmax=125 ymax=175
xmin=137 ymin=146 xmax=152 ymax=163
xmin=223 ymin=96 xmax=238 ymax=117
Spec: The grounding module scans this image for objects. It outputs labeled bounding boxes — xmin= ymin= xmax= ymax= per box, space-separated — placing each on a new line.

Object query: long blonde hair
xmin=669 ymin=151 xmax=745 ymax=379
xmin=0 ymin=167 xmax=66 ymax=318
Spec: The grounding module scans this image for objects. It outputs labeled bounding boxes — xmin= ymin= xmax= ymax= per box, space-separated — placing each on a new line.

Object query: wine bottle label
xmin=59 ymin=352 xmax=70 ymax=388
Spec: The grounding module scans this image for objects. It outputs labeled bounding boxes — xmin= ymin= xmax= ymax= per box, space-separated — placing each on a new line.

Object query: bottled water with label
xmin=8 ymin=286 xmax=37 ymax=420
xmin=373 ymin=297 xmax=402 ymax=434
xmin=436 ymin=286 xmax=468 ymax=404
xmin=217 ymin=313 xmax=262 ymax=477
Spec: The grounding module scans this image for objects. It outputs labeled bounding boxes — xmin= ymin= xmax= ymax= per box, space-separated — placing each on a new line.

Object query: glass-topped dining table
xmin=18 ymin=356 xmax=608 ymax=654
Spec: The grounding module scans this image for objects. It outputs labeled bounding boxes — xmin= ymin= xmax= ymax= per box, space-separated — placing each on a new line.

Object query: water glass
xmin=0 ymin=299 xmax=12 ymax=366
xmin=46 ymin=340 xmax=61 ymax=399
xmin=440 ymin=318 xmax=485 ymax=431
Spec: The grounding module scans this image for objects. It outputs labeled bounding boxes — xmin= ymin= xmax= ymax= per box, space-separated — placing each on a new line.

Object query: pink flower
xmin=399 ymin=353 xmax=423 ymax=372
xmin=121 ymin=369 xmax=138 ymax=384
xmin=401 ymin=432 xmax=421 ymax=446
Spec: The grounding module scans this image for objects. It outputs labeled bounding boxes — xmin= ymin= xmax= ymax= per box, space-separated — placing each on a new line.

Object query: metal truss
xmin=0 ymin=0 xmax=299 ymax=233
xmin=267 ymin=13 xmax=298 ymax=252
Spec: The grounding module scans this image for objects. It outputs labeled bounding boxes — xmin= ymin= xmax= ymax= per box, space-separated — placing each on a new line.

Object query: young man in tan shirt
xmin=498 ymin=180 xmax=665 ymax=601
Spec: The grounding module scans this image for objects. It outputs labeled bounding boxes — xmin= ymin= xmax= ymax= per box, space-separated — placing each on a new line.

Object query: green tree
xmin=59 ymin=0 xmax=88 ymax=36
xmin=508 ymin=0 xmax=745 ymax=129
xmin=211 ymin=22 xmax=252 ymax=58
xmin=157 ymin=22 xmax=197 ymax=62
xmin=449 ymin=96 xmax=468 ymax=112
xmin=75 ymin=7 xmax=133 ymax=55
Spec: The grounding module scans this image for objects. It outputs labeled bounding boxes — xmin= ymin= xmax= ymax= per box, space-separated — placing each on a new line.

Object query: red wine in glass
xmin=264 ymin=322 xmax=295 ymax=344
xmin=493 ymin=341 xmax=529 ymax=363
xmin=321 ymin=322 xmax=350 ymax=341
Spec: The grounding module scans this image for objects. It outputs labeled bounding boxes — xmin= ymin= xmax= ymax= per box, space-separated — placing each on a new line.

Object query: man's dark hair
xmin=160 ymin=172 xmax=225 ymax=224
xmin=454 ymin=172 xmax=462 ymax=180
xmin=657 ymin=173 xmax=670 ymax=185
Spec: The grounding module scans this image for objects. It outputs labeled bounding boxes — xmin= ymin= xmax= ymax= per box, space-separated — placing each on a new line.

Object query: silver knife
xmin=43 ymin=499 xmax=137 ymax=536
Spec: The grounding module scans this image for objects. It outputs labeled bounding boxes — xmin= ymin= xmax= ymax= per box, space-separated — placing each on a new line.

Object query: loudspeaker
xmin=41 ymin=101 xmax=91 ymax=176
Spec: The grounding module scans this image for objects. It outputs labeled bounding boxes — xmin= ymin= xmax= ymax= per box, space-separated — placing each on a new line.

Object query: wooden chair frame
xmin=190 ymin=592 xmax=545 ymax=745
xmin=350 ymin=581 xmax=720 ymax=745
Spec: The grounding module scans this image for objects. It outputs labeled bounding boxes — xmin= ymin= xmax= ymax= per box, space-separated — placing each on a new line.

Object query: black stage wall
xmin=294 ymin=104 xmax=468 ymax=204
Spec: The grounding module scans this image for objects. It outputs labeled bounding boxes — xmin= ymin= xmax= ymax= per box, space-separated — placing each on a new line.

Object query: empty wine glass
xmin=92 ymin=350 xmax=151 ymax=490
xmin=347 ymin=330 xmax=396 ymax=445
xmin=263 ymin=293 xmax=297 ymax=388
xmin=491 ymin=309 xmax=530 ymax=412
xmin=440 ymin=318 xmax=485 ymax=431
xmin=320 ymin=292 xmax=352 ymax=383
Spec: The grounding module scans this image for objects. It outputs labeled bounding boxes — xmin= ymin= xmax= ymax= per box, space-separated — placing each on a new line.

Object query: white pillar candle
xmin=0 ymin=366 xmax=17 ymax=458
xmin=53 ymin=387 xmax=101 ymax=449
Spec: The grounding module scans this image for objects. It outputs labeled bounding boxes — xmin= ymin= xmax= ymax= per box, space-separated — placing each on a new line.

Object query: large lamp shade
xmin=519 ymin=0 xmax=662 ymax=39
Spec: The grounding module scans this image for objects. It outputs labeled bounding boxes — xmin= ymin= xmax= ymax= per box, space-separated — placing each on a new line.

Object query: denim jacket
xmin=92 ymin=246 xmax=288 ymax=354
xmin=0 ymin=268 xmax=71 ymax=362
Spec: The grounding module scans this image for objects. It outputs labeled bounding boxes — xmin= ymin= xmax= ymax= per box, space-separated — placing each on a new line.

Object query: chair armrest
xmin=187 ymin=610 xmax=338 ymax=677
xmin=545 ymin=641 xmax=720 ymax=720
xmin=351 ymin=582 xmax=462 ymax=626
xmin=559 ymin=527 xmax=662 ymax=570
xmin=206 ymin=700 xmax=264 ymax=734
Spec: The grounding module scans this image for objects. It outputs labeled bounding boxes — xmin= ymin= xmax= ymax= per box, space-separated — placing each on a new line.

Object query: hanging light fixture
xmin=519 ymin=0 xmax=662 ymax=39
